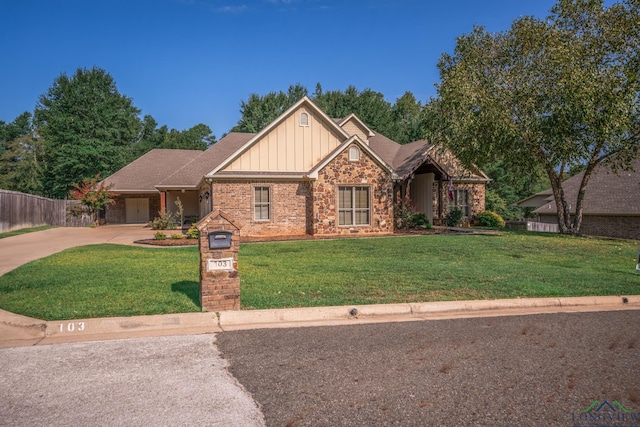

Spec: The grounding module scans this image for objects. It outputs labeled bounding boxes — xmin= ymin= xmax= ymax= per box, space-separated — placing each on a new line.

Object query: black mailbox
xmin=208 ymin=230 xmax=232 ymax=249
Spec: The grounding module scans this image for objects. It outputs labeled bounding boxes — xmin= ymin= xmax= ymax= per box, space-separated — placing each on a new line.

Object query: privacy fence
xmin=0 ymin=189 xmax=91 ymax=233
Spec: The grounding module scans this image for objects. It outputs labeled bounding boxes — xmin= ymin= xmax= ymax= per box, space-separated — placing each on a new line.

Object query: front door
xmin=125 ymin=198 xmax=149 ymax=223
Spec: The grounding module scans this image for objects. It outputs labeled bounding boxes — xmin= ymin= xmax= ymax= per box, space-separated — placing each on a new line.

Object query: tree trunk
xmin=546 ymin=166 xmax=573 ymax=235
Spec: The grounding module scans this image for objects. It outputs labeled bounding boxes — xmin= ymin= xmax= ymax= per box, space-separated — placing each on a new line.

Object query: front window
xmin=338 ymin=186 xmax=370 ymax=226
xmin=449 ymin=189 xmax=470 ymax=217
xmin=254 ymin=186 xmax=270 ymax=220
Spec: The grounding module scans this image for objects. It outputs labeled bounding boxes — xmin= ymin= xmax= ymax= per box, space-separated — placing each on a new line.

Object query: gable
xmin=222 ymin=105 xmax=345 ymax=173
xmin=339 ymin=115 xmax=373 ymax=144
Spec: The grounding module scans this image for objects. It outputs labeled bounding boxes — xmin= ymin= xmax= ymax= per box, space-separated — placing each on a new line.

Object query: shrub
xmin=445 ymin=207 xmax=464 ymax=227
xmin=171 ymin=233 xmax=185 ymax=240
xmin=154 ymin=231 xmax=167 ymax=240
xmin=186 ymin=224 xmax=199 ymax=239
xmin=477 ymin=210 xmax=505 ymax=228
xmin=410 ymin=213 xmax=432 ymax=229
xmin=150 ymin=211 xmax=178 ymax=230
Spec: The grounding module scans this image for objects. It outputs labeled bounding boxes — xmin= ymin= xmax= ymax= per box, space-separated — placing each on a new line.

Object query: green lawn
xmin=0 ymin=232 xmax=638 ymax=320
xmin=0 ymin=226 xmax=56 ymax=239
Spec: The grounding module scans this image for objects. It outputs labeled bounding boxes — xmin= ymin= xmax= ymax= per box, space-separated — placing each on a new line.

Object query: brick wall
xmin=212 ymin=180 xmax=311 ymax=236
xmin=312 ymin=146 xmax=394 ymax=235
xmin=539 ymin=214 xmax=640 ymax=240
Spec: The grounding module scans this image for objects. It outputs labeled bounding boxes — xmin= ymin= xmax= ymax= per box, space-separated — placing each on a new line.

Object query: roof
xmin=104 ymin=97 xmax=490 ymax=190
xmin=368 ymin=135 xmax=490 ymax=182
xmin=103 ymin=149 xmax=202 ymax=192
xmin=526 ymin=159 xmax=640 ymax=215
xmin=157 ymin=133 xmax=254 ymax=189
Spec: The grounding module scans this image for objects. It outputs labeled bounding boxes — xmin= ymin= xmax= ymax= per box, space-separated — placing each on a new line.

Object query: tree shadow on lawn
xmin=171 ymin=281 xmax=201 ymax=308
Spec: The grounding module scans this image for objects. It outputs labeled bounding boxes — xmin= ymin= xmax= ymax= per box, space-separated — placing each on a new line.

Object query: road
xmin=0 ymin=335 xmax=264 ymax=426
xmin=217 ymin=310 xmax=640 ymax=427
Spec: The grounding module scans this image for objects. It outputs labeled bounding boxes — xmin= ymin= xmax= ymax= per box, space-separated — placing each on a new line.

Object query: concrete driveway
xmin=0 ymin=225 xmax=157 ymax=276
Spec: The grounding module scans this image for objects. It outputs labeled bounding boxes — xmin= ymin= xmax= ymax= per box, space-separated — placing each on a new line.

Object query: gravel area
xmin=217 ymin=310 xmax=640 ymax=427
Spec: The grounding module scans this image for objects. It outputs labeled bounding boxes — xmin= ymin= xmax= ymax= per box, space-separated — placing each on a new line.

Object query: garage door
xmin=125 ymin=198 xmax=149 ymax=223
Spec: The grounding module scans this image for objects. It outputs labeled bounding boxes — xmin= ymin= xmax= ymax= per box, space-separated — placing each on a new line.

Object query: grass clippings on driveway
xmin=0 ymin=232 xmax=637 ymax=320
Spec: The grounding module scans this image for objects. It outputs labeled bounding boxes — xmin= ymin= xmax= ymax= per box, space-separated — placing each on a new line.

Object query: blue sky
xmin=1 ymin=0 xmax=574 ymax=138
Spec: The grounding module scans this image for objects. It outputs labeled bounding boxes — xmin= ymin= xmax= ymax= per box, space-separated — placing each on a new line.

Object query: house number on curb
xmin=207 ymin=258 xmax=234 ymax=272
xmin=58 ymin=322 xmax=86 ymax=333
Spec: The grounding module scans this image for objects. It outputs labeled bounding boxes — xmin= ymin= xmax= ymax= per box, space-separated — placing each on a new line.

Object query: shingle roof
xmin=158 ymin=132 xmax=255 ymax=188
xmin=368 ymin=135 xmax=489 ymax=182
xmin=534 ymin=159 xmax=640 ymax=215
xmin=103 ymin=149 xmax=202 ymax=192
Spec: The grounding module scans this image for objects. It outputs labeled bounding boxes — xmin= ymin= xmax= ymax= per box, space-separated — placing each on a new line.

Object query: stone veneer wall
xmin=312 ymin=146 xmax=394 ymax=235
xmin=106 ymin=193 xmax=160 ymax=224
xmin=432 ymin=182 xmax=485 ymax=224
xmin=212 ymin=180 xmax=311 ymax=236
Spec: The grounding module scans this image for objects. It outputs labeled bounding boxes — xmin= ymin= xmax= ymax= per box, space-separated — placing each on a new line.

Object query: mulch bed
xmin=134 ymin=227 xmax=471 ymax=247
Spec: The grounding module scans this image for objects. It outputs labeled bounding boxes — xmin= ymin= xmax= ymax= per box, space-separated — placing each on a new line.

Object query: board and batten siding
xmin=225 ymin=107 xmax=344 ymax=172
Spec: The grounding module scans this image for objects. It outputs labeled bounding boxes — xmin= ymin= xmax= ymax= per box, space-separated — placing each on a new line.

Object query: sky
xmin=0 ymin=0 xmax=581 ymax=138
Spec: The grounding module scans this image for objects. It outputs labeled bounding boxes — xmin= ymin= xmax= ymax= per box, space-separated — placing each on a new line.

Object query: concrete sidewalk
xmin=2 ymin=295 xmax=639 ymax=348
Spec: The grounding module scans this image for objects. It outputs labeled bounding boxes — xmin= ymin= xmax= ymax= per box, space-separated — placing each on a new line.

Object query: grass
xmin=0 ymin=226 xmax=56 ymax=239
xmin=0 ymin=244 xmax=200 ymax=320
xmin=0 ymin=232 xmax=638 ymax=320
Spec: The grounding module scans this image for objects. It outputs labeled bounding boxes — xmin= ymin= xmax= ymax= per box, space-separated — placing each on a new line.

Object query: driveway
xmin=0 ymin=334 xmax=265 ymax=426
xmin=0 ymin=225 xmax=157 ymax=276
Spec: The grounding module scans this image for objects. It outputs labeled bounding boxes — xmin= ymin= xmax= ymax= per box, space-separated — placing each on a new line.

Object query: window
xmin=254 ymin=186 xmax=270 ymax=220
xmin=348 ymin=146 xmax=360 ymax=161
xmin=338 ymin=186 xmax=370 ymax=226
xmin=449 ymin=189 xmax=470 ymax=217
xmin=300 ymin=112 xmax=309 ymax=126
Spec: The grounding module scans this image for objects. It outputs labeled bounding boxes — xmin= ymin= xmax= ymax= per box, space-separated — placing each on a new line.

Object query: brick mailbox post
xmin=197 ymin=210 xmax=242 ymax=311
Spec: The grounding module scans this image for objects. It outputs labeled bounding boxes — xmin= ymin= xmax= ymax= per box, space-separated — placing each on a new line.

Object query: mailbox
xmin=208 ymin=230 xmax=232 ymax=249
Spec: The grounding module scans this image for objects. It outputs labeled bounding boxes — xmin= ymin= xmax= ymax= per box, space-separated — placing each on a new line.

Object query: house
xmin=103 ymin=97 xmax=489 ymax=237
xmin=515 ymin=158 xmax=640 ymax=240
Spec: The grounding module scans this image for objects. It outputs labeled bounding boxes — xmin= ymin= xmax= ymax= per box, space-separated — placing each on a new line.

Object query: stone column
xmin=197 ymin=210 xmax=242 ymax=311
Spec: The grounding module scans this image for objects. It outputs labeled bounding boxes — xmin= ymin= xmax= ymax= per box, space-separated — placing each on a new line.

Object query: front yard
xmin=0 ymin=232 xmax=637 ymax=320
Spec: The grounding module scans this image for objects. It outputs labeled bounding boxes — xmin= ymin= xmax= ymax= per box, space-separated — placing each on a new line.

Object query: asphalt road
xmin=217 ymin=310 xmax=640 ymax=427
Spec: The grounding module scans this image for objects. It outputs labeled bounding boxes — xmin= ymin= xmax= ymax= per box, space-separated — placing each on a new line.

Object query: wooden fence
xmin=527 ymin=221 xmax=559 ymax=233
xmin=0 ymin=189 xmax=91 ymax=233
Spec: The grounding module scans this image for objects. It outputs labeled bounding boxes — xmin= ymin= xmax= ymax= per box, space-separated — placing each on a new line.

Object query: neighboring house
xmin=515 ymin=159 xmax=640 ymax=240
xmin=103 ymin=97 xmax=489 ymax=237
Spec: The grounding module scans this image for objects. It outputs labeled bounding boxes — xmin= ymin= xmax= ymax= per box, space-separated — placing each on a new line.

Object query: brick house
xmin=515 ymin=158 xmax=640 ymax=240
xmin=103 ymin=97 xmax=489 ymax=236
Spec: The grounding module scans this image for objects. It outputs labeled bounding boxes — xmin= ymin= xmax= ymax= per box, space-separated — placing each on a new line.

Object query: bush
xmin=154 ymin=231 xmax=167 ymax=240
xmin=410 ymin=213 xmax=432 ymax=229
xmin=186 ymin=224 xmax=199 ymax=239
xmin=150 ymin=211 xmax=178 ymax=230
xmin=477 ymin=210 xmax=505 ymax=228
xmin=445 ymin=208 xmax=464 ymax=227
xmin=171 ymin=233 xmax=185 ymax=240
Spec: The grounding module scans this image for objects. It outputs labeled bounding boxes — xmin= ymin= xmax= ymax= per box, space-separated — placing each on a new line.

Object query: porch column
xmin=160 ymin=191 xmax=167 ymax=213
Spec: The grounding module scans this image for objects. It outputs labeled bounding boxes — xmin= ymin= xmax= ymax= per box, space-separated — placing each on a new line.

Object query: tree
xmin=0 ymin=112 xmax=43 ymax=195
xmin=68 ymin=174 xmax=118 ymax=226
xmin=314 ymin=85 xmax=396 ymax=138
xmin=390 ymin=92 xmax=425 ymax=144
xmin=34 ymin=67 xmax=142 ymax=198
xmin=232 ymin=84 xmax=308 ymax=133
xmin=433 ymin=0 xmax=639 ymax=234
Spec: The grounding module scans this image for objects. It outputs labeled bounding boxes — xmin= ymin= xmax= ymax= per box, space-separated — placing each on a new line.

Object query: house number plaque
xmin=207 ymin=258 xmax=234 ymax=271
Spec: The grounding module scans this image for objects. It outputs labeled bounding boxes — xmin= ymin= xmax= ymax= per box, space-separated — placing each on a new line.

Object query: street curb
xmin=216 ymin=295 xmax=640 ymax=330
xmin=2 ymin=296 xmax=639 ymax=347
